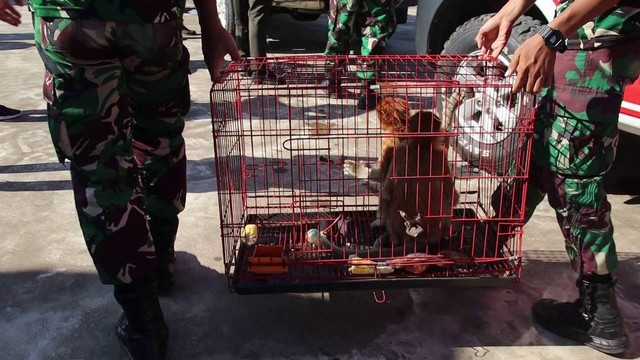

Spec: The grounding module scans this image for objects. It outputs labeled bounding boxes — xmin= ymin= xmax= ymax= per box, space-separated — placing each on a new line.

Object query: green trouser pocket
xmin=43 ymin=70 xmax=73 ymax=163
xmin=532 ymin=45 xmax=629 ymax=177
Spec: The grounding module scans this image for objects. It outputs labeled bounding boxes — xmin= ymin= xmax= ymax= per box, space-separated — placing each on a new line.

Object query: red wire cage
xmin=210 ymin=55 xmax=535 ymax=294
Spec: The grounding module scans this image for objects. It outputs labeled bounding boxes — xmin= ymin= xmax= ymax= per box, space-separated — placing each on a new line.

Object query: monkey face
xmin=376 ymin=97 xmax=409 ymax=134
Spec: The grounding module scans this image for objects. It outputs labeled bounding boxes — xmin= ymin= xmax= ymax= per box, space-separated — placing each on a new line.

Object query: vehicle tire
xmin=442 ymin=14 xmax=541 ymax=59
xmin=395 ymin=7 xmax=408 ymax=25
xmin=224 ymin=0 xmax=235 ymax=35
xmin=440 ymin=14 xmax=541 ymax=175
xmin=289 ymin=12 xmax=322 ymax=22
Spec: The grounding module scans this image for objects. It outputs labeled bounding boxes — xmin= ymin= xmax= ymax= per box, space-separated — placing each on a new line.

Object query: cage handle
xmin=372 ymin=290 xmax=386 ymax=304
xmin=282 ymin=138 xmax=331 ymax=152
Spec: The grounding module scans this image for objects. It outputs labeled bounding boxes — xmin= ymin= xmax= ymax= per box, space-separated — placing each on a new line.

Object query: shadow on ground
xmin=0 ymin=32 xmax=35 ymax=51
xmin=2 ymin=250 xmax=639 ymax=359
xmin=0 ymin=158 xmax=218 ymax=193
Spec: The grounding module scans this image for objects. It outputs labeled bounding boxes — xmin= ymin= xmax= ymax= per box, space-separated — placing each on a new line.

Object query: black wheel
xmin=395 ymin=7 xmax=408 ymax=25
xmin=440 ymin=14 xmax=541 ymax=175
xmin=224 ymin=0 xmax=235 ymax=35
xmin=289 ymin=12 xmax=321 ymax=22
xmin=443 ymin=14 xmax=541 ymax=60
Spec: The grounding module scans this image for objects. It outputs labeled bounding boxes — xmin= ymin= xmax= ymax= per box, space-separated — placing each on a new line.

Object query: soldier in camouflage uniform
xmin=324 ymin=0 xmax=396 ymax=58
xmin=479 ymin=0 xmax=639 ymax=355
xmin=323 ymin=0 xmax=396 ymax=110
xmin=232 ymin=0 xmax=278 ymax=83
xmin=2 ymin=0 xmax=239 ymax=358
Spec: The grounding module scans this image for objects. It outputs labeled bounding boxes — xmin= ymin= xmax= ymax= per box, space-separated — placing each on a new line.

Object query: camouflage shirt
xmin=28 ymin=0 xmax=186 ymax=23
xmin=558 ymin=0 xmax=640 ymax=49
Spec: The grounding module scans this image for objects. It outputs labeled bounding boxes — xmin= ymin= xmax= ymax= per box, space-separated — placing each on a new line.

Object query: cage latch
xmin=372 ymin=290 xmax=386 ymax=304
xmin=399 ymin=210 xmax=424 ymax=238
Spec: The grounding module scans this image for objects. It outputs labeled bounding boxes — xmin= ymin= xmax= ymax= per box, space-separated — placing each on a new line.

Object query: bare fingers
xmin=0 ymin=8 xmax=21 ymax=26
xmin=0 ymin=0 xmax=23 ymax=26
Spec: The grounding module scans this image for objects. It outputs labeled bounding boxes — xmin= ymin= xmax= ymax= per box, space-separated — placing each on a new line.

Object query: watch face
xmin=540 ymin=26 xmax=566 ymax=52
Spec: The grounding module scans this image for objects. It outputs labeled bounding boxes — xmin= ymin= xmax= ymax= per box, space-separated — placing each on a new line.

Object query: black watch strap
xmin=538 ymin=25 xmax=567 ymax=53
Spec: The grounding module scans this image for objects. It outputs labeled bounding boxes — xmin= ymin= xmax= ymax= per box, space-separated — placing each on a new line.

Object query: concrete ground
xmin=1 ymin=6 xmax=640 ymax=360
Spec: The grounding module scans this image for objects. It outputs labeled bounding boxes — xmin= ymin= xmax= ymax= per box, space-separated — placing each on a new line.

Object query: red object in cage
xmin=210 ymin=55 xmax=535 ymax=294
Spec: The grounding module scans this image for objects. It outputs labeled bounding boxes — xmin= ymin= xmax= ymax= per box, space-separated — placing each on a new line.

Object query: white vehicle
xmin=414 ymin=0 xmax=640 ymax=137
xmin=620 ymin=77 xmax=640 ymax=136
xmin=410 ymin=0 xmax=639 ymax=170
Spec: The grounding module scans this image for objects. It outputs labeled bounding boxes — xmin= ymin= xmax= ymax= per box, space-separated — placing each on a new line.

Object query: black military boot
xmin=252 ymin=63 xmax=285 ymax=85
xmin=114 ymin=279 xmax=169 ymax=360
xmin=321 ymin=60 xmax=345 ymax=98
xmin=149 ymin=216 xmax=179 ymax=295
xmin=532 ymin=274 xmax=627 ymax=355
xmin=357 ymin=80 xmax=379 ymax=111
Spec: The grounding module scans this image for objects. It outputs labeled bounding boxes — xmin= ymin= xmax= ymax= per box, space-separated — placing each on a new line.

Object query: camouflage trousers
xmin=524 ymin=39 xmax=640 ymax=275
xmin=34 ymin=16 xmax=190 ymax=285
xmin=324 ymin=0 xmax=396 ymax=79
xmin=232 ymin=0 xmax=272 ymax=58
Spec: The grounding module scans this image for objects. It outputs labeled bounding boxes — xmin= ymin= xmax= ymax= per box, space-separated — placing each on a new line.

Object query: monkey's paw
xmin=370 ymin=218 xmax=384 ymax=229
xmin=343 ymin=159 xmax=371 ymax=179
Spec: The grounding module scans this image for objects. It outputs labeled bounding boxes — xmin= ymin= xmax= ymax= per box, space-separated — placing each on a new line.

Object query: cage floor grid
xmin=229 ymin=210 xmax=519 ymax=294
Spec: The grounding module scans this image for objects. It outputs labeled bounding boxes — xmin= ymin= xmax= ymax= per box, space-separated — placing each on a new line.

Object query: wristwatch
xmin=537 ymin=25 xmax=567 ymax=53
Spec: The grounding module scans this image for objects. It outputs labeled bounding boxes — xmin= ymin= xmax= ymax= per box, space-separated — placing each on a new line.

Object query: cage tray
xmin=230 ymin=210 xmax=519 ymax=295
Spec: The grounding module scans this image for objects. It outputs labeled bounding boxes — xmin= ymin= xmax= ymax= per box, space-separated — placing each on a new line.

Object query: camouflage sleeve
xmin=557 ymin=1 xmax=640 ymax=49
xmin=28 ymin=0 xmax=186 ymax=23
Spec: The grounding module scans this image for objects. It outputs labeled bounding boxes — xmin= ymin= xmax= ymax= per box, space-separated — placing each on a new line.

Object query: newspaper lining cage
xmin=210 ymin=55 xmax=535 ymax=294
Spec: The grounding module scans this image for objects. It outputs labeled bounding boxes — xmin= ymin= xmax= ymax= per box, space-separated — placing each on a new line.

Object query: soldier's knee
xmin=564 ymin=176 xmax=612 ymax=230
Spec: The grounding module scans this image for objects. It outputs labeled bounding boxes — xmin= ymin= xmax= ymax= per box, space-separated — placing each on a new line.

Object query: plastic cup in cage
xmin=242 ymin=224 xmax=258 ymax=246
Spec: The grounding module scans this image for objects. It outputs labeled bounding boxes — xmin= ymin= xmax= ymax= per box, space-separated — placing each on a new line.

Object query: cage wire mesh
xmin=210 ymin=55 xmax=535 ymax=294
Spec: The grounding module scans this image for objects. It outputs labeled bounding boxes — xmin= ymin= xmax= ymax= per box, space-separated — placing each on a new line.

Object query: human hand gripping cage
xmin=210 ymin=55 xmax=535 ymax=294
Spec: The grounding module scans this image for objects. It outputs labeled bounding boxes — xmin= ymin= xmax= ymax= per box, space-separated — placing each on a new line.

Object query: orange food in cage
xmin=248 ymin=245 xmax=288 ymax=274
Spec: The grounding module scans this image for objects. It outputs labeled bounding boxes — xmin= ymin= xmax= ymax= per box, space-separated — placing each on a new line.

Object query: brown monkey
xmin=330 ymin=100 xmax=459 ymax=258
xmin=379 ymin=109 xmax=459 ymax=248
